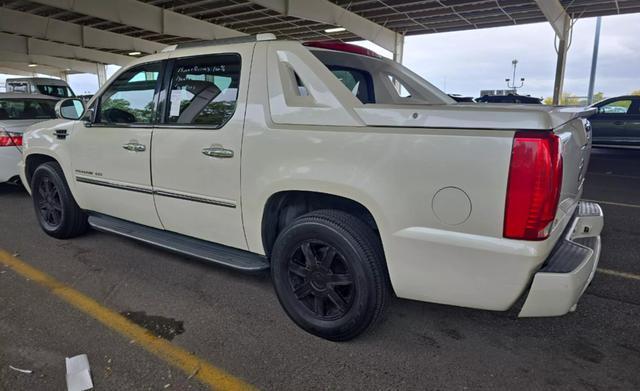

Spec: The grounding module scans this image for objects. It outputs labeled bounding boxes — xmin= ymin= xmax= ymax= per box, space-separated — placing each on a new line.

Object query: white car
xmin=0 ymin=93 xmax=58 ymax=184
xmin=19 ymin=35 xmax=603 ymax=341
xmin=5 ymin=77 xmax=75 ymax=99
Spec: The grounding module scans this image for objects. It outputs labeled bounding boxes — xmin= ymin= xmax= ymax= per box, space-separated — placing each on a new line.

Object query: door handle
xmin=202 ymin=147 xmax=234 ymax=158
xmin=122 ymin=142 xmax=146 ymax=152
xmin=613 ymin=121 xmax=625 ymax=126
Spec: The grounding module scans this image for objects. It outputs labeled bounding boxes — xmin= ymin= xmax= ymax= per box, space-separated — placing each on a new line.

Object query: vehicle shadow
xmin=0 ymin=182 xmax=28 ymax=196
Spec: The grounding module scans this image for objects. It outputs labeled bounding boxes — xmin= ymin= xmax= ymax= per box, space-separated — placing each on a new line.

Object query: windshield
xmin=0 ymin=99 xmax=57 ymax=120
xmin=37 ymin=85 xmax=74 ymax=98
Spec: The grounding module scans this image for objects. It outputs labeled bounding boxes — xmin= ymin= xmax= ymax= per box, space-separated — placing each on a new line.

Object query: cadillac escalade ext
xmin=19 ymin=34 xmax=603 ymax=341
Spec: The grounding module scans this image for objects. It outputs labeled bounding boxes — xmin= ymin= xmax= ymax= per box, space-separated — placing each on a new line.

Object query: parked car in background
xmin=448 ymin=94 xmax=475 ymax=102
xmin=6 ymin=77 xmax=75 ymax=99
xmin=0 ymin=93 xmax=58 ymax=183
xmin=19 ymin=37 xmax=602 ymax=341
xmin=589 ymin=95 xmax=640 ymax=148
xmin=476 ymin=93 xmax=543 ymax=104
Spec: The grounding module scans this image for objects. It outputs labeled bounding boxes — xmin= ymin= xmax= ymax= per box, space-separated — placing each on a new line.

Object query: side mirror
xmin=55 ymin=98 xmax=85 ymax=120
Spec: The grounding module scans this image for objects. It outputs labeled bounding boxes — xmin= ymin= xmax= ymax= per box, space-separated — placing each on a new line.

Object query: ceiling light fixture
xmin=28 ymin=63 xmax=38 ymax=67
xmin=128 ymin=51 xmax=142 ymax=56
xmin=324 ymin=27 xmax=346 ymax=33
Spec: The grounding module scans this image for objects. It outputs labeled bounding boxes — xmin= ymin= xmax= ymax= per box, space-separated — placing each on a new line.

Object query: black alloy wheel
xmin=31 ymin=162 xmax=88 ymax=239
xmin=36 ymin=176 xmax=63 ymax=230
xmin=287 ymin=240 xmax=356 ymax=320
xmin=271 ymin=209 xmax=388 ymax=341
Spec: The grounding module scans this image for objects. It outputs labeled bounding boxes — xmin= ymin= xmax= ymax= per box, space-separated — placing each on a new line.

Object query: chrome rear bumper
xmin=519 ymin=201 xmax=603 ymax=317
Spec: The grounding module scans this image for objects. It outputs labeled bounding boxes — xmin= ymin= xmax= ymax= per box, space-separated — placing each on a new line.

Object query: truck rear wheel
xmin=31 ymin=162 xmax=88 ymax=239
xmin=271 ymin=209 xmax=388 ymax=341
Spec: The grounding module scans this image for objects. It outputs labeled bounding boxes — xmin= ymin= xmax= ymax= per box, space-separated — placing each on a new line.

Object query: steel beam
xmin=0 ymin=62 xmax=65 ymax=77
xmin=0 ymin=32 xmax=131 ymax=66
xmin=0 ymin=66 xmax=37 ymax=77
xmin=250 ymin=0 xmax=397 ymax=52
xmin=0 ymin=7 xmax=166 ymax=54
xmin=29 ymin=0 xmax=245 ymax=40
xmin=534 ymin=0 xmax=571 ymax=40
xmin=0 ymin=51 xmax=100 ymax=74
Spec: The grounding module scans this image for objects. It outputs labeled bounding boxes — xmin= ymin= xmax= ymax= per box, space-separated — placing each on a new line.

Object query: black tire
xmin=31 ymin=161 xmax=88 ymax=239
xmin=271 ymin=209 xmax=388 ymax=341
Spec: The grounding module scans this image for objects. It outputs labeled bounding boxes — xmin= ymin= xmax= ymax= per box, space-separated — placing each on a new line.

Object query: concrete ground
xmin=1 ymin=147 xmax=639 ymax=390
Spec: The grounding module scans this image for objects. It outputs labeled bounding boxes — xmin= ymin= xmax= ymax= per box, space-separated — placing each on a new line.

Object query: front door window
xmin=97 ymin=63 xmax=161 ymax=124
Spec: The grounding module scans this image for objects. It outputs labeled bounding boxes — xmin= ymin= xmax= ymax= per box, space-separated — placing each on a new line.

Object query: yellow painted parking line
xmin=582 ymin=199 xmax=640 ymax=209
xmin=0 ymin=250 xmax=256 ymax=391
xmin=597 ymin=268 xmax=640 ymax=281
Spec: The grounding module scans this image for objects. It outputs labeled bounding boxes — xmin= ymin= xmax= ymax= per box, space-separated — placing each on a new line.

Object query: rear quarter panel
xmin=240 ymin=42 xmax=569 ymax=310
xmin=241 ymin=62 xmax=528 ymax=308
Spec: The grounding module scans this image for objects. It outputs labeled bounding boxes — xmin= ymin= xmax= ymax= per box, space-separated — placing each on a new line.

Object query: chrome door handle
xmin=202 ymin=147 xmax=234 ymax=158
xmin=122 ymin=142 xmax=146 ymax=152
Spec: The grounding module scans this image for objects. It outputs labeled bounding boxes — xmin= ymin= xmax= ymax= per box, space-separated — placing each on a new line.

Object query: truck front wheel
xmin=271 ymin=209 xmax=388 ymax=341
xmin=31 ymin=162 xmax=88 ymax=239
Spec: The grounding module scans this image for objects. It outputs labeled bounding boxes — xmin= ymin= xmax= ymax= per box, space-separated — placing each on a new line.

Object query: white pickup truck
xmin=19 ymin=35 xmax=603 ymax=341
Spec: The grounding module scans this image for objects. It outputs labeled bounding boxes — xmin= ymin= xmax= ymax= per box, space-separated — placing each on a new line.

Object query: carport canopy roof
xmin=0 ymin=0 xmax=638 ymax=77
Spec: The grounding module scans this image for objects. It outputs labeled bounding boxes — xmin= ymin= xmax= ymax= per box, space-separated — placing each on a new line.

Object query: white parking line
xmin=587 ymin=172 xmax=640 ymax=180
xmin=597 ymin=268 xmax=640 ymax=281
xmin=582 ymin=199 xmax=640 ymax=209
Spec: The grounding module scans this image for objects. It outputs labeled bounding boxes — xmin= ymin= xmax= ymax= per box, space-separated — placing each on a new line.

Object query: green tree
xmin=543 ymin=93 xmax=583 ymax=105
xmin=630 ymin=90 xmax=640 ymax=96
xmin=592 ymin=92 xmax=605 ymax=103
xmin=101 ymin=98 xmax=131 ymax=112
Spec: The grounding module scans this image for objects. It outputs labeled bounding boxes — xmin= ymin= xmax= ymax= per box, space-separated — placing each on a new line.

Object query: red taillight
xmin=504 ymin=131 xmax=563 ymax=240
xmin=0 ymin=130 xmax=22 ymax=147
xmin=303 ymin=41 xmax=382 ymax=59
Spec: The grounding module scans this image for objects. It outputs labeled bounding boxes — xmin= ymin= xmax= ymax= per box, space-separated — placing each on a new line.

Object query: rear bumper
xmin=518 ymin=201 xmax=603 ymax=317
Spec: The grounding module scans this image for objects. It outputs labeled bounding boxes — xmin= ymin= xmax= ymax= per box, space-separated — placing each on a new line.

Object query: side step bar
xmin=88 ymin=214 xmax=269 ymax=272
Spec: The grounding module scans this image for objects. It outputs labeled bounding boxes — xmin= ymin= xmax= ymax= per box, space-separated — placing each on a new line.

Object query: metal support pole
xmin=96 ymin=63 xmax=107 ymax=87
xmin=392 ymin=32 xmax=404 ymax=93
xmin=393 ymin=32 xmax=404 ymax=64
xmin=59 ymin=72 xmax=68 ymax=82
xmin=587 ymin=16 xmax=602 ymax=105
xmin=552 ymin=16 xmax=571 ymax=105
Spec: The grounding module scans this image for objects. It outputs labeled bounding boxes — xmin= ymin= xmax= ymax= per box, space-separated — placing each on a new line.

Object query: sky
xmin=355 ymin=13 xmax=640 ymax=99
xmin=1 ymin=12 xmax=637 ymax=100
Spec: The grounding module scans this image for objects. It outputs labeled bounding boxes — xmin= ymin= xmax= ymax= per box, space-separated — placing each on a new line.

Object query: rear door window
xmin=164 ymin=54 xmax=241 ymax=127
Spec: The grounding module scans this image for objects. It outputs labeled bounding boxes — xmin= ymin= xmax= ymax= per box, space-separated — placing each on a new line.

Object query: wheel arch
xmin=24 ymin=153 xmax=57 ymax=187
xmin=260 ymin=190 xmax=384 ymax=259
xmin=24 ymin=152 xmax=81 ymax=204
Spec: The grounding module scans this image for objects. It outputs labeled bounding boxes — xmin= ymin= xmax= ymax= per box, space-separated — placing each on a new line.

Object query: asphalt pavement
xmin=1 ymin=147 xmax=639 ymax=390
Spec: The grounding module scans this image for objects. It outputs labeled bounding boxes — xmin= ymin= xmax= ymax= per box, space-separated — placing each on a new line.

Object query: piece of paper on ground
xmin=65 ymin=354 xmax=93 ymax=391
